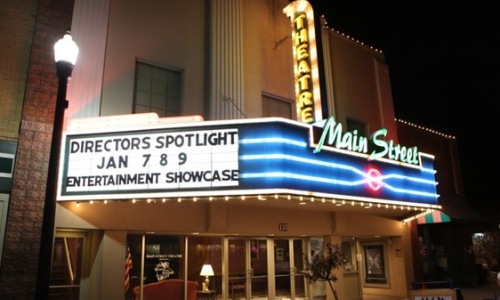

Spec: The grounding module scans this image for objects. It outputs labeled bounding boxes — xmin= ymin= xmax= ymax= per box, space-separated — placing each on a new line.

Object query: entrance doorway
xmin=49 ymin=231 xmax=87 ymax=300
xmin=274 ymin=238 xmax=307 ymax=300
xmin=127 ymin=234 xmax=311 ymax=300
xmin=226 ymin=237 xmax=307 ymax=300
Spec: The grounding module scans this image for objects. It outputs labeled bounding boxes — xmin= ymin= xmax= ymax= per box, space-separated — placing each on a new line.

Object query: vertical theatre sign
xmin=284 ymin=0 xmax=323 ymax=124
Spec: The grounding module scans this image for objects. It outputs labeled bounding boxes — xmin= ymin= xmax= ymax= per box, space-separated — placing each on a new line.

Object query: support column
xmin=209 ymin=0 xmax=245 ymax=120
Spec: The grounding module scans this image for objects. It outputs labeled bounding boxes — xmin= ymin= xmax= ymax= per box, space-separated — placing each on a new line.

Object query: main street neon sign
xmin=312 ymin=116 xmax=420 ymax=165
xmin=284 ymin=0 xmax=322 ymax=124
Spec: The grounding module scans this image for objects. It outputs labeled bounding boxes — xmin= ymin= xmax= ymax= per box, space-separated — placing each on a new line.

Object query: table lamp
xmin=200 ymin=263 xmax=214 ymax=291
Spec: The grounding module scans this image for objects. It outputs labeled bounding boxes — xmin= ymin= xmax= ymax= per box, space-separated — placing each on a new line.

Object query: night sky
xmin=307 ymin=1 xmax=500 ymax=218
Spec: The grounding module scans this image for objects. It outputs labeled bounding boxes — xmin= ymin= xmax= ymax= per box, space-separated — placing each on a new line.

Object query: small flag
xmin=124 ymin=246 xmax=133 ymax=292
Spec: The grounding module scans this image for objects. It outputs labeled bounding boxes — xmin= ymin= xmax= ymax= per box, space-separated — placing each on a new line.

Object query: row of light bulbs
xmin=318 ymin=18 xmax=455 ymax=141
xmin=74 ymin=194 xmax=438 ymax=221
xmin=319 ymin=15 xmax=383 ymax=54
xmin=396 ymin=119 xmax=456 ymax=139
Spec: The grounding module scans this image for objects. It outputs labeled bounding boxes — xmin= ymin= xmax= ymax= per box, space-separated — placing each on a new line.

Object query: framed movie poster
xmin=363 ymin=243 xmax=388 ymax=285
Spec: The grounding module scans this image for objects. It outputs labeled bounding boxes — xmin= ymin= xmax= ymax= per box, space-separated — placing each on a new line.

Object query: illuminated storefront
xmin=51 ymin=113 xmax=439 ymax=299
xmin=0 ymin=0 xmax=451 ymax=299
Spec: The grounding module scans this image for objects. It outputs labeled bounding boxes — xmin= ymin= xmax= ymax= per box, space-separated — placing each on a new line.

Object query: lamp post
xmin=35 ymin=33 xmax=78 ymax=299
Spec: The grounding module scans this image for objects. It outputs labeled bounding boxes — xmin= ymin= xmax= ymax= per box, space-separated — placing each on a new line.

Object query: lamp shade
xmin=200 ymin=264 xmax=214 ymax=277
xmin=54 ymin=33 xmax=79 ymax=65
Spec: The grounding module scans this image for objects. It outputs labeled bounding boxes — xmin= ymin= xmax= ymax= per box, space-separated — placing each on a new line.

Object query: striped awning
xmin=417 ymin=210 xmax=451 ymax=224
xmin=416 ymin=200 xmax=486 ymax=225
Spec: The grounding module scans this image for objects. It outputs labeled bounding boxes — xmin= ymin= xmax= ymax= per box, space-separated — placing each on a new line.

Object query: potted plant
xmin=302 ymin=242 xmax=348 ymax=300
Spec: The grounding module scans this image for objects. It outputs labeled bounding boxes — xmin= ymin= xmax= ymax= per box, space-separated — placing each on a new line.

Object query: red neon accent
xmin=366 ymin=168 xmax=383 ymax=191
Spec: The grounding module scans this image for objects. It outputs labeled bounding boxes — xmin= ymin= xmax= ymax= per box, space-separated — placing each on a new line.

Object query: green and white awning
xmin=417 ymin=210 xmax=451 ymax=224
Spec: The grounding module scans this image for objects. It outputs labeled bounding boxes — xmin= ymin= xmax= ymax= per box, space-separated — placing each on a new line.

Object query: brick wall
xmin=0 ymin=1 xmax=36 ymax=141
xmin=0 ymin=0 xmax=74 ymax=298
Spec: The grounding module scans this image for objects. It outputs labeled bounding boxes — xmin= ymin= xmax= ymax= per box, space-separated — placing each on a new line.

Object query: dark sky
xmin=307 ymin=1 xmax=500 ymax=217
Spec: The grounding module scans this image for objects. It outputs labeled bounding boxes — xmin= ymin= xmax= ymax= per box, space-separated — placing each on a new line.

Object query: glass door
xmin=292 ymin=239 xmax=307 ymax=300
xmin=227 ymin=238 xmax=269 ymax=299
xmin=226 ymin=237 xmax=309 ymax=300
xmin=227 ymin=238 xmax=248 ymax=300
xmin=250 ymin=238 xmax=268 ymax=299
xmin=49 ymin=231 xmax=86 ymax=300
xmin=273 ymin=239 xmax=307 ymax=300
xmin=274 ymin=239 xmax=291 ymax=298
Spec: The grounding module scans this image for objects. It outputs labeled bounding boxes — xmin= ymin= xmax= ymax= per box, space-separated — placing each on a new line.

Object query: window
xmin=346 ymin=117 xmax=368 ymax=138
xmin=347 ymin=117 xmax=374 ymax=153
xmin=342 ymin=239 xmax=357 ymax=272
xmin=134 ymin=62 xmax=182 ymax=117
xmin=262 ymin=93 xmax=295 ymax=119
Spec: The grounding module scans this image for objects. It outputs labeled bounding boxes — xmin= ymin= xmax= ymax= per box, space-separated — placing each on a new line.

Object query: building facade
xmin=0 ymin=0 xmax=448 ymax=299
xmin=397 ymin=120 xmax=489 ymax=288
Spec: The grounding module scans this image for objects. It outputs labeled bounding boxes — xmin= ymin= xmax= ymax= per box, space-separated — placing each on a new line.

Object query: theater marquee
xmin=57 ymin=114 xmax=438 ymax=207
xmin=64 ymin=128 xmax=239 ymax=192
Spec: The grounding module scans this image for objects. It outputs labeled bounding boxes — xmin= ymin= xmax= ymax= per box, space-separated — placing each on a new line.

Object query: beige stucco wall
xmin=241 ymin=0 xmax=295 ymax=118
xmin=100 ymin=0 xmax=206 ymax=117
xmin=326 ymin=33 xmax=397 ymax=140
xmin=56 ymin=201 xmax=332 ymax=236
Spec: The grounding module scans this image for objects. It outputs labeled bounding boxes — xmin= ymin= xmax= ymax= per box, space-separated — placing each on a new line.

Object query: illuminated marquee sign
xmin=312 ymin=116 xmax=420 ymax=165
xmin=58 ymin=116 xmax=437 ymax=206
xmin=283 ymin=0 xmax=323 ymax=124
xmin=60 ymin=128 xmax=239 ymax=198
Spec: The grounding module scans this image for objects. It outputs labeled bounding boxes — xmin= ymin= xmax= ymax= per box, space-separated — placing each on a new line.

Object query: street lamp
xmin=35 ymin=33 xmax=78 ymax=299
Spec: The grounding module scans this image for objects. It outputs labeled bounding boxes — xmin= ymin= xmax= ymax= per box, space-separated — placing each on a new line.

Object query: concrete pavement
xmin=458 ymin=283 xmax=499 ymax=300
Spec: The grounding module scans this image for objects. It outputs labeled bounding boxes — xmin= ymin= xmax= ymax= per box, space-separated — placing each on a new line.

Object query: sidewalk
xmin=459 ymin=283 xmax=498 ymax=300
xmin=361 ymin=283 xmax=499 ymax=300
